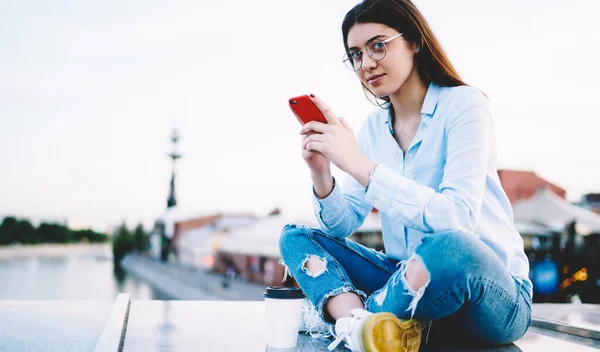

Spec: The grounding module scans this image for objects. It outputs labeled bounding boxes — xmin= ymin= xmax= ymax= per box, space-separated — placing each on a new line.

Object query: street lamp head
xmin=171 ymin=129 xmax=180 ymax=144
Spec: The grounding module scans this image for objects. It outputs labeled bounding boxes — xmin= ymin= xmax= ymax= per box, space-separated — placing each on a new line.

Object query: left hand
xmin=300 ymin=95 xmax=363 ymax=174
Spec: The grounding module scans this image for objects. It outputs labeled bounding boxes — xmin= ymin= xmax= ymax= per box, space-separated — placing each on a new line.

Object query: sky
xmin=1 ymin=0 xmax=599 ymax=232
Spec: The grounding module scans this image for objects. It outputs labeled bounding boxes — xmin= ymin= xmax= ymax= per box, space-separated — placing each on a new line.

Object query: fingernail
xmin=310 ymin=93 xmax=315 ymax=98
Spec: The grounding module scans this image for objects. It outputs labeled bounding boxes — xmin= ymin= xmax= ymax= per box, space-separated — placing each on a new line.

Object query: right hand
xmin=301 ymin=132 xmax=330 ymax=175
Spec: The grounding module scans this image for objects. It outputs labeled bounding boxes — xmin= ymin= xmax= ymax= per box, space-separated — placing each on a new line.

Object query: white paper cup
xmin=264 ymin=286 xmax=305 ymax=349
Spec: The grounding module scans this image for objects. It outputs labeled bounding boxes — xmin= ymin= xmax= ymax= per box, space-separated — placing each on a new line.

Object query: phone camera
xmin=290 ymin=100 xmax=297 ymax=104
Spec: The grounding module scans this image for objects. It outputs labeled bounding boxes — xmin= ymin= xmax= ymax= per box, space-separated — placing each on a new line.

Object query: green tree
xmin=37 ymin=223 xmax=71 ymax=243
xmin=15 ymin=220 xmax=37 ymax=244
xmin=72 ymin=229 xmax=109 ymax=243
xmin=0 ymin=217 xmax=18 ymax=245
xmin=133 ymin=224 xmax=147 ymax=252
xmin=112 ymin=223 xmax=134 ymax=266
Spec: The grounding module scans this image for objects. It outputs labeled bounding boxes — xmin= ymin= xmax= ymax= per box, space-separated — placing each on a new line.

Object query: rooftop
xmin=1 ymin=294 xmax=599 ymax=351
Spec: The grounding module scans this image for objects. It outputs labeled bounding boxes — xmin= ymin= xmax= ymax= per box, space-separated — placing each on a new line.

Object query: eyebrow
xmin=348 ymin=35 xmax=387 ymax=51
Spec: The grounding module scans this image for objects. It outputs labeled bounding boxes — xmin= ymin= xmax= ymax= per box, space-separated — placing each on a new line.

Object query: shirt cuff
xmin=363 ymin=164 xmax=401 ymax=206
xmin=364 ymin=164 xmax=433 ymax=232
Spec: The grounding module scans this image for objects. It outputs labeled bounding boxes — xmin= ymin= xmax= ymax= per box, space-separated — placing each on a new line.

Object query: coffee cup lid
xmin=264 ymin=286 xmax=305 ymax=299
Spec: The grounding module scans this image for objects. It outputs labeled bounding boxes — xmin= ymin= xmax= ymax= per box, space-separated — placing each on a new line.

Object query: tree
xmin=112 ymin=223 xmax=134 ymax=266
xmin=37 ymin=223 xmax=71 ymax=243
xmin=71 ymin=229 xmax=109 ymax=243
xmin=0 ymin=217 xmax=18 ymax=245
xmin=15 ymin=220 xmax=37 ymax=244
xmin=133 ymin=224 xmax=147 ymax=252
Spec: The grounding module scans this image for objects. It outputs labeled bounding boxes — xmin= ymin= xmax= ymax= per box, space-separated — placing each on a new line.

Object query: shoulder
xmin=353 ymin=108 xmax=389 ymax=153
xmin=438 ymin=85 xmax=489 ymax=111
xmin=436 ymin=85 xmax=491 ymax=125
xmin=357 ymin=107 xmax=389 ymax=136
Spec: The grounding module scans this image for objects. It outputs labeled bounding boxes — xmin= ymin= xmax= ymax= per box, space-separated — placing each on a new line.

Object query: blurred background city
xmin=1 ymin=0 xmax=599 ymax=307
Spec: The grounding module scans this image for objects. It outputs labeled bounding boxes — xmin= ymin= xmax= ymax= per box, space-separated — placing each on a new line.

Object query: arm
xmin=359 ymin=102 xmax=492 ymax=235
xmin=312 ymin=122 xmax=373 ymax=239
xmin=312 ymin=173 xmax=373 ymax=239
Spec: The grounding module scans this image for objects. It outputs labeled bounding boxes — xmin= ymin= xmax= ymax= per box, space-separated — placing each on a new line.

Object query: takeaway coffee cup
xmin=264 ymin=286 xmax=305 ymax=349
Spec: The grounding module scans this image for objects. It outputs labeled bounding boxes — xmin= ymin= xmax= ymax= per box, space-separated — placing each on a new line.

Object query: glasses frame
xmin=342 ymin=33 xmax=404 ymax=72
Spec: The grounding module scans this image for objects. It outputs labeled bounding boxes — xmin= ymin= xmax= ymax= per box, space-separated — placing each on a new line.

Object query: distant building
xmin=171 ymin=213 xmax=259 ymax=269
xmin=578 ymin=193 xmax=600 ymax=214
xmin=498 ymin=169 xmax=566 ymax=204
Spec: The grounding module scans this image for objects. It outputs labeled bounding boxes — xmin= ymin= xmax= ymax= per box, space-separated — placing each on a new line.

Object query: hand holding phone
xmin=288 ymin=95 xmax=328 ymax=125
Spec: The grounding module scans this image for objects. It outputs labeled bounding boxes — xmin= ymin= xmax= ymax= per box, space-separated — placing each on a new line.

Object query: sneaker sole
xmin=362 ymin=313 xmax=421 ymax=352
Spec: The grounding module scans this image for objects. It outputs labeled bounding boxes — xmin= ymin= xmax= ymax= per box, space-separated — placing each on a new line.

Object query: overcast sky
xmin=1 ymin=0 xmax=599 ymax=232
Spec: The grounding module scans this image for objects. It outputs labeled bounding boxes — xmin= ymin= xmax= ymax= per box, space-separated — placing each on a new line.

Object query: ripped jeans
xmin=278 ymin=224 xmax=532 ymax=347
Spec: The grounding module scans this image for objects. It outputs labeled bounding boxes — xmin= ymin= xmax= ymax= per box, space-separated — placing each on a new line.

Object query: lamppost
xmin=167 ymin=129 xmax=182 ymax=209
xmin=161 ymin=129 xmax=182 ymax=262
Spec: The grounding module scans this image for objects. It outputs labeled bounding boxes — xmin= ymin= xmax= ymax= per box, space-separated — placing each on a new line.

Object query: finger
xmin=305 ymin=140 xmax=325 ymax=153
xmin=302 ymin=148 xmax=325 ymax=160
xmin=338 ymin=117 xmax=353 ymax=132
xmin=300 ymin=121 xmax=330 ymax=135
xmin=301 ymin=148 xmax=315 ymax=159
xmin=310 ymin=94 xmax=340 ymax=125
xmin=302 ymin=134 xmax=325 ymax=149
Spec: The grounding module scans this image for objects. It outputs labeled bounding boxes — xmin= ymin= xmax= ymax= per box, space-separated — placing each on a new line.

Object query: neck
xmin=388 ymin=69 xmax=428 ymax=121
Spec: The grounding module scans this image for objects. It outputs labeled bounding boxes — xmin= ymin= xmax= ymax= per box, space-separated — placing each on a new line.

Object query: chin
xmin=371 ymin=87 xmax=395 ymax=99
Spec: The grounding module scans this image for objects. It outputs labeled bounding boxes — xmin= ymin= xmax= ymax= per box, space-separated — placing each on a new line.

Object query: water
xmin=0 ymin=248 xmax=169 ymax=300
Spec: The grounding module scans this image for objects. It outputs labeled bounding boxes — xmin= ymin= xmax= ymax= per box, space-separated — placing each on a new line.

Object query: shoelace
xmin=301 ymin=304 xmax=334 ymax=339
xmin=328 ymin=328 xmax=355 ymax=351
xmin=306 ymin=321 xmax=334 ymax=339
xmin=327 ymin=309 xmax=371 ymax=351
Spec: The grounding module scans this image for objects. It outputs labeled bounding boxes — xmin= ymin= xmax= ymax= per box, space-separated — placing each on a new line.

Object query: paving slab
xmin=0 ymin=300 xmax=112 ymax=352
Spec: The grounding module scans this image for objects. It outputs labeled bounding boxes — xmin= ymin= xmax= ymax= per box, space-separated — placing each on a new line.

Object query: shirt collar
xmin=380 ymin=82 xmax=440 ymax=128
xmin=420 ymin=82 xmax=440 ymax=124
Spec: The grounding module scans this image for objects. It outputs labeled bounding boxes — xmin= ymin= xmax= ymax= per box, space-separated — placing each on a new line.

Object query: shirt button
xmin=409 ymin=244 xmax=414 ymax=248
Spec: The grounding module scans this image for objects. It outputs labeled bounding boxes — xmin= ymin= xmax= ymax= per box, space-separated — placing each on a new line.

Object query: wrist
xmin=311 ymin=169 xmax=332 ymax=184
xmin=348 ymin=155 xmax=376 ymax=188
xmin=312 ymin=174 xmax=335 ymax=200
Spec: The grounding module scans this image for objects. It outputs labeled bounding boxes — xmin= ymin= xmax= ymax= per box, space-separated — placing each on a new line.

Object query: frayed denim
xmin=279 ymin=224 xmax=532 ymax=347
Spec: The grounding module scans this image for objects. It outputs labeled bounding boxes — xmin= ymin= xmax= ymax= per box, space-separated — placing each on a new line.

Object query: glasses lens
xmin=367 ymin=41 xmax=387 ymax=61
xmin=343 ymin=52 xmax=360 ymax=71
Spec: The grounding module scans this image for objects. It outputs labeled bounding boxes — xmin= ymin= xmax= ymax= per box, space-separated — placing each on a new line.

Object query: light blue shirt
xmin=313 ymin=82 xmax=533 ymax=298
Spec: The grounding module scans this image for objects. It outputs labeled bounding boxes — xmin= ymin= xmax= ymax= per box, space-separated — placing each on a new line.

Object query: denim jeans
xmin=279 ymin=224 xmax=532 ymax=347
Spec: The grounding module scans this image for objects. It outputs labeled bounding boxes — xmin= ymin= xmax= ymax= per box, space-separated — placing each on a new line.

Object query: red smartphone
xmin=289 ymin=95 xmax=328 ymax=125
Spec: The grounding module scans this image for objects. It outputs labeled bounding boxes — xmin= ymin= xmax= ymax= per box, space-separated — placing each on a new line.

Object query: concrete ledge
xmin=93 ymin=293 xmax=130 ymax=352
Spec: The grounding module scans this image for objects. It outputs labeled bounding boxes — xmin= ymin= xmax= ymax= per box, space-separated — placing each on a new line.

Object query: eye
xmin=349 ymin=50 xmax=362 ymax=60
xmin=370 ymin=41 xmax=385 ymax=52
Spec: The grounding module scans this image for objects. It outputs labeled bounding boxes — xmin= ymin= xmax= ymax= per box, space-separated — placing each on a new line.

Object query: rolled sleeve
xmin=364 ymin=164 xmax=434 ymax=232
xmin=313 ymin=177 xmax=346 ymax=226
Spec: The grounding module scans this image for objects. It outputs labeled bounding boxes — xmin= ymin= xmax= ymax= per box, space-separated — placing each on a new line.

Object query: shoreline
xmin=0 ymin=243 xmax=112 ymax=260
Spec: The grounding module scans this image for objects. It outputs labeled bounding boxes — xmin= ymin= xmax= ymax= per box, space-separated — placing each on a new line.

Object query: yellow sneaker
xmin=327 ymin=309 xmax=421 ymax=352
xmin=362 ymin=312 xmax=421 ymax=352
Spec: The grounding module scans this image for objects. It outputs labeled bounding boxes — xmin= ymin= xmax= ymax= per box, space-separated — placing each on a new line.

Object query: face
xmin=346 ymin=22 xmax=417 ymax=98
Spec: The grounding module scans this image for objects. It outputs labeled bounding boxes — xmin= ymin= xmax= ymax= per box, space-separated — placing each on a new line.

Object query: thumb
xmin=310 ymin=94 xmax=340 ymax=125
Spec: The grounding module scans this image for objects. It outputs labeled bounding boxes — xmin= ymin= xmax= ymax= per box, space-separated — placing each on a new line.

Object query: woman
xmin=279 ymin=0 xmax=532 ymax=351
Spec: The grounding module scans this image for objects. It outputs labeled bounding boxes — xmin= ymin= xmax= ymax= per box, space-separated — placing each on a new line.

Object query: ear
xmin=411 ymin=40 xmax=422 ymax=54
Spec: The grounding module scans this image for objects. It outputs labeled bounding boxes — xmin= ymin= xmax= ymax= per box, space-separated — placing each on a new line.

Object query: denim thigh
xmin=366 ymin=231 xmax=532 ymax=346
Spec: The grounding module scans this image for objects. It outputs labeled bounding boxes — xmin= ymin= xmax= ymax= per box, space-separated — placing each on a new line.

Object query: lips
xmin=367 ymin=73 xmax=384 ymax=85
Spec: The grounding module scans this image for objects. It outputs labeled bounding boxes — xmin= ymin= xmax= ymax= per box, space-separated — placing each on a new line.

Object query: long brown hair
xmin=342 ymin=0 xmax=467 ymax=107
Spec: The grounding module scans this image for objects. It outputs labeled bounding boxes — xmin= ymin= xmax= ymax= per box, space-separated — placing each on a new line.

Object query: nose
xmin=360 ymin=54 xmax=377 ymax=73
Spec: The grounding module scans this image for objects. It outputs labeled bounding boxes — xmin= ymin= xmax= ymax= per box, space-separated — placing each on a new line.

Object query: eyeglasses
xmin=342 ymin=33 xmax=403 ymax=71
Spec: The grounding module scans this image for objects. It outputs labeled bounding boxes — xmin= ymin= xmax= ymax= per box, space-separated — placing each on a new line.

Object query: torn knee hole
xmin=405 ymin=257 xmax=430 ymax=292
xmin=302 ymin=255 xmax=327 ymax=278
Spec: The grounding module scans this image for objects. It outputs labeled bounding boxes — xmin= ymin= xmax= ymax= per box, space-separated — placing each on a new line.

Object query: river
xmin=0 ymin=244 xmax=170 ymax=300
